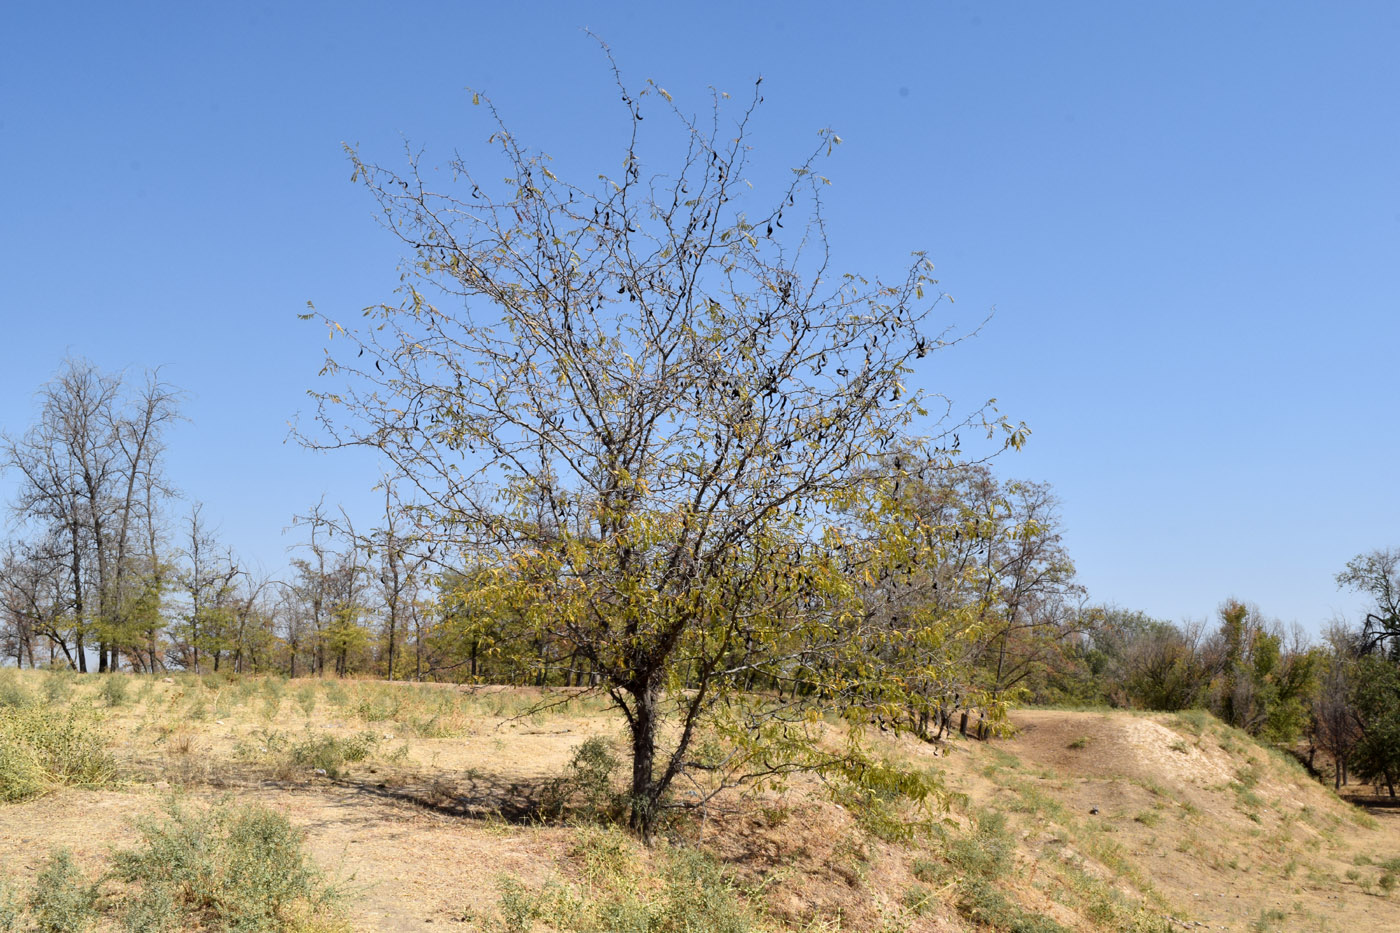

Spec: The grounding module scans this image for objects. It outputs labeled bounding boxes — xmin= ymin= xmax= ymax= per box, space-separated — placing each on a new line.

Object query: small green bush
xmin=97 ymin=675 xmax=130 ymax=707
xmin=543 ymin=737 xmax=622 ymax=822
xmin=28 ymin=849 xmax=100 ymax=933
xmin=0 ymin=707 xmax=115 ymax=802
xmin=0 ymin=670 xmax=36 ymax=710
xmin=294 ymin=685 xmax=318 ymax=717
xmin=289 ymin=733 xmax=377 ymax=778
xmin=0 ymin=878 xmax=22 ymax=932
xmin=493 ymin=836 xmax=760 ymax=933
xmin=112 ymin=800 xmax=340 ymax=933
xmin=40 ymin=672 xmax=75 ymax=705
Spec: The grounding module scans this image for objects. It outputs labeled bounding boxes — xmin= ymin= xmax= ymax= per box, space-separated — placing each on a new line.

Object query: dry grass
xmin=0 ymin=669 xmax=1398 ymax=931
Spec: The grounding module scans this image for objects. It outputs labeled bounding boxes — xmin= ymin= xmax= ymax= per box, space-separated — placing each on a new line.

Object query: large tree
xmin=1 ymin=359 xmax=179 ymax=672
xmin=306 ymin=63 xmax=1022 ymax=838
xmin=1337 ymin=548 xmax=1400 ymax=656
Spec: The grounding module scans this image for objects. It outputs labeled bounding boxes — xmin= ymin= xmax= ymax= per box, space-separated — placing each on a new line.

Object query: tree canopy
xmin=304 ymin=63 xmax=1025 ymax=837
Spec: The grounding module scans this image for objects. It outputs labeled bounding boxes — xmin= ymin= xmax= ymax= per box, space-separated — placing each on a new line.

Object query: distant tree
xmin=305 ymin=62 xmax=1023 ymax=838
xmin=1349 ymin=653 xmax=1400 ymax=796
xmin=0 ymin=359 xmax=179 ymax=672
xmin=1208 ymin=599 xmax=1319 ymax=742
xmin=174 ymin=503 xmax=241 ymax=674
xmin=1120 ymin=616 xmax=1211 ymax=712
xmin=1336 ymin=548 xmax=1400 ymax=656
xmin=1311 ymin=624 xmax=1362 ymax=788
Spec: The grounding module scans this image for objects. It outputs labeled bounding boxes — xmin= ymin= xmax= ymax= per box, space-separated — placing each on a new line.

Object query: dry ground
xmin=2 ymin=671 xmax=1398 ymax=932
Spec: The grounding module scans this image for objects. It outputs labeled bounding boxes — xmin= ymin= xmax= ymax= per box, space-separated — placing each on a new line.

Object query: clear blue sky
xmin=3 ymin=2 xmax=1397 ymax=633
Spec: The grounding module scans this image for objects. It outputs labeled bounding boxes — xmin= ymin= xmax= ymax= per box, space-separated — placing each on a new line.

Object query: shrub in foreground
xmin=112 ymin=799 xmax=342 ymax=932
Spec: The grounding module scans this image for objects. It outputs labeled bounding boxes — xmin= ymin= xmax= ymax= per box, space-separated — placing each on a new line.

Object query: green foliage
xmin=544 ymin=737 xmax=623 ymax=823
xmin=0 ymin=671 xmax=35 ymax=710
xmin=490 ymin=831 xmax=761 ymax=933
xmin=39 ymin=672 xmax=74 ymax=705
xmin=0 ymin=706 xmax=115 ymax=802
xmin=289 ymin=733 xmax=378 ymax=779
xmin=828 ymin=757 xmax=946 ymax=843
xmin=926 ymin=812 xmax=1069 ymax=933
xmin=1348 ymin=654 xmax=1400 ymax=790
xmin=97 ymin=675 xmax=130 ymax=707
xmin=0 ymin=879 xmax=20 ymax=933
xmin=27 ymin=850 xmax=99 ymax=933
xmin=112 ymin=800 xmax=340 ymax=932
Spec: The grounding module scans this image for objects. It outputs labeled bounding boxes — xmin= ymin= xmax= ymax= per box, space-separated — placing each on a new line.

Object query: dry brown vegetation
xmin=1 ymin=668 xmax=1398 ymax=932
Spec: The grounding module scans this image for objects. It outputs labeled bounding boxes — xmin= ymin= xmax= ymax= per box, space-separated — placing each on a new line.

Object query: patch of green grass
xmin=494 ymin=831 xmax=761 ymax=933
xmin=1249 ymin=907 xmax=1289 ymax=932
xmin=1067 ymin=736 xmax=1090 ymax=750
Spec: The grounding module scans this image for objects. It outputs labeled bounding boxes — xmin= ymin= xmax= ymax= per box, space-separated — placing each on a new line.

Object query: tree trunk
xmin=627 ymin=681 xmax=661 ymax=841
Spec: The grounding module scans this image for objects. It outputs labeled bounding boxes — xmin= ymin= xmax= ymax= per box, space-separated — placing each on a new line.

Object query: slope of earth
xmin=1 ymin=670 xmax=1398 ymax=932
xmin=943 ymin=708 xmax=1400 ymax=932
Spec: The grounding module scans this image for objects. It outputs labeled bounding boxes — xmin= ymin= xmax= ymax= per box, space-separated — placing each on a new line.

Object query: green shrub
xmin=28 ymin=850 xmax=100 ymax=933
xmin=289 ymin=733 xmax=377 ymax=778
xmin=294 ymin=685 xmax=318 ymax=718
xmin=112 ymin=800 xmax=340 ymax=933
xmin=0 ymin=707 xmax=116 ymax=802
xmin=543 ymin=737 xmax=622 ymax=822
xmin=0 ymin=671 xmax=35 ymax=710
xmin=493 ymin=837 xmax=760 ymax=933
xmin=40 ymin=672 xmax=75 ymax=705
xmin=97 ymin=675 xmax=130 ymax=707
xmin=0 ymin=878 xmax=24 ymax=932
xmin=354 ymin=691 xmax=401 ymax=723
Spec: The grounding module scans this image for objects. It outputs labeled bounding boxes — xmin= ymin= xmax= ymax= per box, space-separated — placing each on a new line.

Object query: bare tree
xmin=305 ymin=59 xmax=1023 ymax=838
xmin=1 ymin=359 xmax=178 ymax=672
xmin=1337 ymin=548 xmax=1400 ymax=655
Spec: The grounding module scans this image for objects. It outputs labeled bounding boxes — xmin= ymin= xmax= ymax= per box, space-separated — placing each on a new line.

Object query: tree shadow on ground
xmin=333 ymin=768 xmax=558 ymax=824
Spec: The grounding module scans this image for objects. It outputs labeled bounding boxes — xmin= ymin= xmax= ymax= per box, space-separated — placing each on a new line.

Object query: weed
xmin=295 ymin=684 xmax=317 ymax=717
xmin=0 ymin=879 xmax=21 ymax=932
xmin=112 ymin=799 xmax=342 ymax=932
xmin=40 ymin=672 xmax=75 ymax=705
xmin=97 ymin=675 xmax=130 ymax=707
xmin=289 ymin=733 xmax=378 ymax=779
xmin=1173 ymin=709 xmax=1211 ymax=735
xmin=901 ymin=883 xmax=933 ymax=916
xmin=0 ymin=706 xmax=116 ymax=801
xmin=28 ymin=849 xmax=100 ymax=933
xmin=548 ymin=737 xmax=622 ymax=822
xmin=355 ymin=691 xmax=401 ymax=723
xmin=0 ymin=671 xmax=35 ymax=710
xmin=1067 ymin=736 xmax=1090 ymax=750
xmin=1133 ymin=811 xmax=1161 ymax=828
xmin=1249 ymin=907 xmax=1289 ymax=932
xmin=495 ymin=839 xmax=759 ymax=933
xmin=910 ymin=857 xmax=940 ymax=884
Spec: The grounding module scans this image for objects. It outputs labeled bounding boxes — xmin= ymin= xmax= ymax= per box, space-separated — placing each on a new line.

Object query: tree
xmin=1349 ymin=653 xmax=1400 ymax=796
xmin=306 ymin=61 xmax=1023 ymax=838
xmin=1 ymin=359 xmax=179 ymax=672
xmin=1337 ymin=548 xmax=1400 ymax=656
